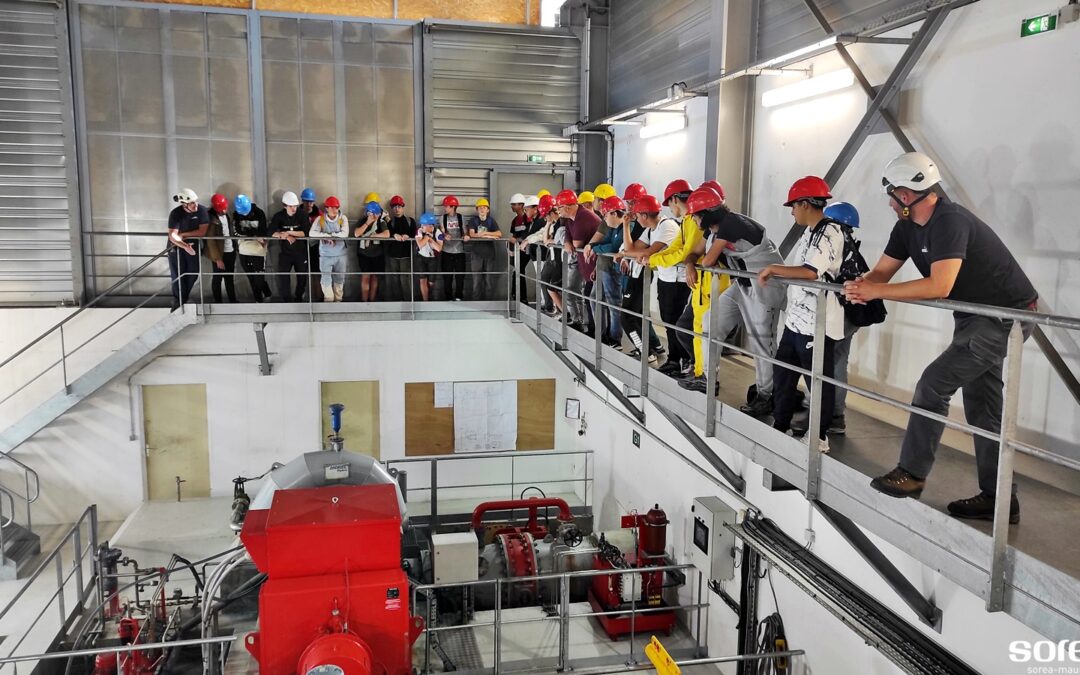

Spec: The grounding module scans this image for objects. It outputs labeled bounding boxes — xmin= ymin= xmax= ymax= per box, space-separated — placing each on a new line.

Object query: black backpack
xmin=810 ymin=220 xmax=886 ymax=327
xmin=831 ymin=223 xmax=887 ymax=327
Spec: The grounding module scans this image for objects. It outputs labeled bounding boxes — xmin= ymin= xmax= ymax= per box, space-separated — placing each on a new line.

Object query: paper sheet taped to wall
xmin=453 ymin=381 xmax=518 ymax=452
xmin=434 ymin=382 xmax=454 ymax=408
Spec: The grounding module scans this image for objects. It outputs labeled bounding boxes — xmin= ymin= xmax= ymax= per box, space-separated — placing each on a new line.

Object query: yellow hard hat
xmin=363 ymin=192 xmax=380 ymax=203
xmin=476 ymin=198 xmax=490 ymax=207
xmin=578 ymin=191 xmax=595 ymax=205
xmin=593 ymin=183 xmax=616 ymax=200
xmin=537 ymin=189 xmax=552 ymax=198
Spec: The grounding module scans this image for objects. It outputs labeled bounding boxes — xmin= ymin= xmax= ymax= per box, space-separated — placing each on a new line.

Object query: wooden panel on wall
xmin=404 ymin=382 xmax=455 ymax=456
xmin=404 ymin=378 xmax=556 ymax=456
xmin=517 ymin=378 xmax=555 ymax=450
xmin=134 ymin=0 xmax=537 ymax=23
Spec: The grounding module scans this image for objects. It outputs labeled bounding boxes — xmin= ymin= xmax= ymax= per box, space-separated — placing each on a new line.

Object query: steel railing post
xmin=506 ymin=243 xmax=513 ymax=318
xmin=560 ymin=249 xmax=569 ymax=349
xmin=593 ymin=270 xmax=603 ymax=366
xmin=59 ymin=325 xmax=68 ymax=394
xmin=307 ymin=244 xmax=313 ymax=322
xmin=409 ymin=248 xmax=415 ymax=316
xmin=987 ymin=320 xmax=1024 ymax=611
xmin=73 ymin=526 xmax=83 ymax=601
xmin=627 ymin=570 xmax=637 ymax=665
xmin=534 ymin=246 xmax=543 ymax=333
xmin=558 ymin=574 xmax=570 ymax=671
xmin=493 ymin=578 xmax=502 ymax=675
xmin=429 ymin=459 xmax=438 ymax=531
xmin=704 ymin=271 xmax=722 ymax=436
xmin=640 ymin=266 xmax=652 ymax=398
xmin=805 ymin=291 xmax=828 ymax=500
xmin=56 ymin=553 xmax=65 ymax=622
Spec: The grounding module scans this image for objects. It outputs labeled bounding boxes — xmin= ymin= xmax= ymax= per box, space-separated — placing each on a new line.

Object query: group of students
xmin=167 ymin=149 xmax=1039 ymax=524
xmin=166 ymin=189 xmax=512 ymax=307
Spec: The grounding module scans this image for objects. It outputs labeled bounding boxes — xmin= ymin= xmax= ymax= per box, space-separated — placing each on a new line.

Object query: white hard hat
xmin=524 ymin=195 xmax=540 ymax=207
xmin=509 ymin=193 xmax=526 ymax=204
xmin=882 ymin=152 xmax=941 ymax=192
xmin=173 ymin=188 xmax=198 ymax=205
xmin=281 ymin=191 xmax=300 ymax=206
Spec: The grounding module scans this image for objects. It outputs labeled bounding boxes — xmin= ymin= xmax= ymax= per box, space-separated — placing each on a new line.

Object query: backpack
xmin=823 ymin=222 xmax=887 ymax=327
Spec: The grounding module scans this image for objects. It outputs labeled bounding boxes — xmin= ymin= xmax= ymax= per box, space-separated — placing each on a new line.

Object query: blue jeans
xmin=601 ymin=267 xmax=622 ymax=341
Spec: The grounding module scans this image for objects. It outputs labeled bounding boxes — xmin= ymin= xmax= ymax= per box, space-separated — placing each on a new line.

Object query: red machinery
xmin=241 ymin=483 xmax=423 ymax=675
xmin=588 ymin=504 xmax=676 ymax=639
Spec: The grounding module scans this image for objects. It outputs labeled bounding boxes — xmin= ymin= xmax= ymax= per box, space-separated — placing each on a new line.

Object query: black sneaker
xmin=679 ymin=376 xmax=707 ymax=393
xmin=870 ymin=466 xmax=926 ymax=499
xmin=627 ymin=348 xmax=657 ymax=364
xmin=658 ymin=360 xmax=683 ymax=376
xmin=740 ymin=394 xmax=773 ymax=419
xmin=827 ymin=414 xmax=847 ymax=435
xmin=790 ymin=415 xmax=808 ymax=437
xmin=947 ymin=492 xmax=1020 ymax=524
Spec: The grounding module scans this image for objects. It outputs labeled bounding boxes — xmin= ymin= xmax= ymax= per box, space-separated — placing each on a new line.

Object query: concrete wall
xmin=575 ymin=373 xmax=1050 ymax=674
xmin=9 ymin=318 xmax=580 ymax=525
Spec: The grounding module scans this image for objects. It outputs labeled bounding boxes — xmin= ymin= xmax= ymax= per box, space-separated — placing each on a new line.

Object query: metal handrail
xmin=0 ymin=636 xmax=236 ymax=665
xmin=386 ymin=448 xmax=591 ymax=463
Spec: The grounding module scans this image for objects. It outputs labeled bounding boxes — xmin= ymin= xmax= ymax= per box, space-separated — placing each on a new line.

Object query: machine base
xmin=587 ymin=590 xmax=676 ymax=640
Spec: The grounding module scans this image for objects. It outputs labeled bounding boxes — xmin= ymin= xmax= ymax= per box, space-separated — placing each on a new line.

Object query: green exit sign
xmin=527 ymin=154 xmax=544 ymax=163
xmin=632 ymin=430 xmax=640 ymax=447
xmin=1021 ymin=13 xmax=1057 ymax=37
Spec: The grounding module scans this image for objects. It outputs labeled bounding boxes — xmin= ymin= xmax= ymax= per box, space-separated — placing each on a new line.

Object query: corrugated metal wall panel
xmin=0 ymin=0 xmax=76 ymax=304
xmin=426 ymin=25 xmax=580 ymax=206
xmin=756 ymin=0 xmax=936 ymax=63
xmin=607 ymin=0 xmax=712 ymax=112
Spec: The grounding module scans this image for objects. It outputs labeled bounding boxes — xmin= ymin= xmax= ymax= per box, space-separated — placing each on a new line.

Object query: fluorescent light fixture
xmin=761 ymin=69 xmax=855 ymax=108
xmin=639 ymin=112 xmax=687 ymax=139
xmin=601 ymin=108 xmax=639 ymax=125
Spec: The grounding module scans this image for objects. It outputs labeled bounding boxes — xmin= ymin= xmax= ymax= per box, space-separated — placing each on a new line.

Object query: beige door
xmin=143 ymin=384 xmax=210 ymax=501
xmin=320 ymin=381 xmax=380 ymax=459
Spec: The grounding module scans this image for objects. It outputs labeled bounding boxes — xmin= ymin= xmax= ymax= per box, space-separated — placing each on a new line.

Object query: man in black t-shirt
xmin=384 ymin=195 xmax=417 ymax=302
xmin=167 ymin=188 xmax=209 ymax=310
xmin=845 ymin=152 xmax=1038 ymax=524
xmin=269 ymin=191 xmax=309 ymax=302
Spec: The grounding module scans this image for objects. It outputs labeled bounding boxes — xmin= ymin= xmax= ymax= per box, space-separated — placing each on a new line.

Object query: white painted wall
xmin=747 ymin=0 xmax=1080 ymax=469
xmin=10 ymin=319 xmax=581 ymax=525
xmin=611 ymin=96 xmax=710 ymax=199
xmin=575 ymin=373 xmax=1050 ymax=674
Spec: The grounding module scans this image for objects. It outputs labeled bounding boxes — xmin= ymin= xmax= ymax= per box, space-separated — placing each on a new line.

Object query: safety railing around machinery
xmin=0 ymin=636 xmax=237 ymax=675
xmin=0 ymin=505 xmax=99 ymax=673
xmin=384 ymin=449 xmax=594 ymax=528
xmin=411 ymin=562 xmax=804 ymax=674
xmin=524 ymin=238 xmax=1080 ymax=614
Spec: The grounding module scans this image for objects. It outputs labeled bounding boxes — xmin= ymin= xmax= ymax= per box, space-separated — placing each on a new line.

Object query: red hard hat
xmin=663 ymin=179 xmax=692 ymax=205
xmin=632 ymin=194 xmax=662 ymax=215
xmin=687 ymin=187 xmax=724 ymax=215
xmin=555 ymin=189 xmax=578 ymax=207
xmin=389 ymin=195 xmax=405 ymax=207
xmin=442 ymin=195 xmax=459 ymax=208
xmin=602 ymin=195 xmax=627 ymax=214
xmin=324 ymin=195 xmax=341 ymax=209
xmin=784 ymin=176 xmax=831 ymax=206
xmin=622 ymin=183 xmax=648 ymax=202
xmin=699 ymin=180 xmax=726 ymax=203
xmin=210 ymin=193 xmax=228 ymax=212
xmin=538 ymin=194 xmax=556 ymax=217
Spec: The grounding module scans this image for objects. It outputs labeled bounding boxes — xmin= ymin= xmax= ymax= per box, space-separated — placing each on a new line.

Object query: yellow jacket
xmin=650 ymin=215 xmax=701 ymax=269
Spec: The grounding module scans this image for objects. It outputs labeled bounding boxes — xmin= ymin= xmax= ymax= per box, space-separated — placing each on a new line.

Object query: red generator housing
xmin=241 ymin=483 xmax=419 ymax=675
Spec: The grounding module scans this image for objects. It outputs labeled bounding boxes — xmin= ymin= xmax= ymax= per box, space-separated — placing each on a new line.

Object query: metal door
xmin=142 ymin=383 xmax=210 ymax=501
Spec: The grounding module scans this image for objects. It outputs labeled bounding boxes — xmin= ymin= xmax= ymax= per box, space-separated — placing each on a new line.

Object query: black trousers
xmin=239 ymin=254 xmax=272 ymax=302
xmin=772 ymin=327 xmax=836 ymax=441
xmin=899 ymin=313 xmax=1032 ymax=494
xmin=168 ymin=245 xmax=200 ymax=306
xmin=441 ymin=252 xmax=466 ymax=300
xmin=211 ymin=250 xmax=237 ymax=303
xmin=276 ymin=248 xmax=308 ymax=301
xmin=657 ymin=279 xmax=691 ymax=363
xmin=510 ymin=250 xmax=531 ymax=303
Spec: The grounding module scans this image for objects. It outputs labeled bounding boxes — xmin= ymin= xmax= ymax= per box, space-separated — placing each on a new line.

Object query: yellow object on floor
xmin=645 ymin=636 xmax=680 ymax=675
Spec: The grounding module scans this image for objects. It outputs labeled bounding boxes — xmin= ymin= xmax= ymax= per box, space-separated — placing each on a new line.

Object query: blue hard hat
xmin=366 ymin=201 xmax=383 ymax=216
xmin=301 ymin=187 xmax=316 ymax=202
xmin=824 ymin=201 xmax=860 ymax=228
xmin=419 ymin=211 xmax=438 ymax=226
xmin=234 ymin=194 xmax=252 ymax=216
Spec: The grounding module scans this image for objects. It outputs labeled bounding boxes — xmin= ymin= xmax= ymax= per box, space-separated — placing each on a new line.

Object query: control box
xmin=432 ymin=532 xmax=479 ymax=584
xmin=688 ymin=496 xmax=736 ymax=581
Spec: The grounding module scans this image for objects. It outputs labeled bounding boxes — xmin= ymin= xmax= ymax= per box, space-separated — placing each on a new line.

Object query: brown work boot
xmin=947 ymin=492 xmax=1020 ymax=524
xmin=870 ymin=466 xmax=926 ymax=499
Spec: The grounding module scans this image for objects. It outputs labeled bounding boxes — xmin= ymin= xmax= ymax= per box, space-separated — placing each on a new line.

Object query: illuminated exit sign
xmin=1021 ymin=13 xmax=1057 ymax=37
xmin=527 ymin=154 xmax=544 ymax=163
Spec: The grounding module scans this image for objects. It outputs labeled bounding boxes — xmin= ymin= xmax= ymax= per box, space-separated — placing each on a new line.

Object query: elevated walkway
xmin=518 ymin=304 xmax=1080 ymax=643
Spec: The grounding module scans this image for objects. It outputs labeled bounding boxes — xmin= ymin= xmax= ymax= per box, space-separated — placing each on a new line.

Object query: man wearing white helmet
xmin=269 ymin=191 xmax=309 ymax=302
xmin=508 ymin=193 xmax=531 ymax=303
xmin=167 ymin=188 xmax=209 ymax=310
xmin=845 ymin=152 xmax=1038 ymax=524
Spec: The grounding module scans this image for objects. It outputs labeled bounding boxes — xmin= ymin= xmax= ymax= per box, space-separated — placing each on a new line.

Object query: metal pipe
xmin=988 ymin=321 xmax=1024 ymax=611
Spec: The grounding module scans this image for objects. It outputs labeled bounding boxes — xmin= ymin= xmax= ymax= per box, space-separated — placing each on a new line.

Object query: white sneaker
xmin=816 ymin=438 xmax=830 ymax=454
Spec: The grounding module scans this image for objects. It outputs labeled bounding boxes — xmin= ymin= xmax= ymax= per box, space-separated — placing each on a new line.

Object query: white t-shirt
xmin=416 ymin=227 xmax=442 ymax=258
xmin=624 ymin=228 xmax=651 ymax=279
xmin=784 ymin=221 xmax=845 ymax=340
xmin=652 ymin=217 xmax=685 ymax=283
xmin=219 ymin=214 xmax=233 ymax=254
